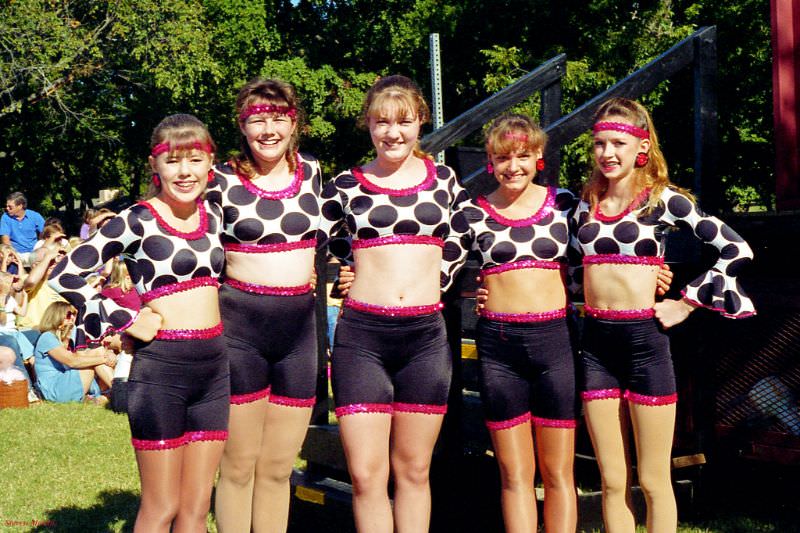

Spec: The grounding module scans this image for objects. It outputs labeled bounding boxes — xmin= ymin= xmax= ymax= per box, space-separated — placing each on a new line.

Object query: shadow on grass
xmin=30 ymin=489 xmax=138 ymax=533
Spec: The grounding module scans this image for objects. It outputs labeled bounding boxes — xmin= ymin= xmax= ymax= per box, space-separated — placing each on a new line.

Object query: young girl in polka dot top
xmin=572 ymin=97 xmax=754 ymax=533
xmin=206 ymin=78 xmax=322 ymax=533
xmin=49 ymin=114 xmax=228 ymax=532
xmin=319 ymin=75 xmax=469 ymax=533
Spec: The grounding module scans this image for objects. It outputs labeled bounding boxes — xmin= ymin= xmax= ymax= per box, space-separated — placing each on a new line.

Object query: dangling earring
xmin=536 ymin=158 xmax=545 ymax=172
xmin=207 ymin=169 xmax=215 ymax=183
xmin=635 ymin=152 xmax=649 ymax=168
xmin=486 ymin=162 xmax=494 ymax=174
xmin=152 ymin=173 xmax=161 ymax=187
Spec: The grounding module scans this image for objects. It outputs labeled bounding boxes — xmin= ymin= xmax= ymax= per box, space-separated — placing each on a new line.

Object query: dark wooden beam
xmin=694 ymin=26 xmax=719 ymax=212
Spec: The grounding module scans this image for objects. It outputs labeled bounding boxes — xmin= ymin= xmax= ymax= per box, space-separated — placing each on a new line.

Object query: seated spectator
xmin=15 ymin=246 xmax=67 ymax=330
xmin=100 ymin=260 xmax=140 ymax=311
xmin=0 ymin=192 xmax=45 ymax=269
xmin=33 ymin=301 xmax=116 ymax=403
xmin=33 ymin=223 xmax=70 ymax=252
xmin=1 ymin=247 xmax=28 ymax=329
xmin=88 ymin=208 xmax=116 ymax=238
xmin=79 ymin=209 xmax=96 ymax=240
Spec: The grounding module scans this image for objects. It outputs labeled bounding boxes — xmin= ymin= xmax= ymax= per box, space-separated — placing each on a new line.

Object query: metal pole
xmin=429 ymin=33 xmax=445 ymax=164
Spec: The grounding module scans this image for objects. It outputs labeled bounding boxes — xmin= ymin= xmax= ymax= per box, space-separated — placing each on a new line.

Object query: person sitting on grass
xmin=33 ymin=301 xmax=116 ymax=404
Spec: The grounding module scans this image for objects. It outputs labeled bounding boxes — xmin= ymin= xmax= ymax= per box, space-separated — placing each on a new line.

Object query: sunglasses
xmin=66 ymin=311 xmax=77 ymax=319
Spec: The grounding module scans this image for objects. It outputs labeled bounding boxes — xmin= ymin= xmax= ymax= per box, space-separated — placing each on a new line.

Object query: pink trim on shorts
xmin=230 ymin=386 xmax=271 ymax=405
xmin=532 ymin=416 xmax=577 ymax=429
xmin=486 ymin=412 xmax=532 ymax=431
xmin=476 ymin=187 xmax=555 ymax=226
xmin=625 ymin=391 xmax=678 ymax=406
xmin=352 ymin=234 xmax=444 ymax=250
xmin=480 ymin=308 xmax=567 ymax=323
xmin=583 ymin=254 xmax=664 ymax=266
xmin=154 ymin=322 xmax=224 ymax=340
xmin=344 ymin=298 xmax=444 ymax=317
xmin=131 ymin=430 xmax=228 ymax=450
xmin=140 ymin=276 xmax=220 ymax=304
xmin=392 ymin=402 xmax=447 ymax=415
xmin=237 ymin=153 xmax=304 ymax=200
xmin=482 ymin=259 xmax=563 ymax=276
xmin=584 ymin=305 xmax=655 ymax=320
xmin=225 ymin=279 xmax=312 ymax=296
xmin=184 ymin=430 xmax=228 ymax=444
xmin=582 ymin=388 xmax=623 ymax=401
xmin=137 ymin=198 xmax=209 ymax=239
xmin=224 ymin=239 xmax=315 ymax=254
xmin=269 ymin=394 xmax=316 ymax=408
xmin=335 ymin=403 xmax=393 ymax=417
xmin=351 ymin=158 xmax=436 ymax=196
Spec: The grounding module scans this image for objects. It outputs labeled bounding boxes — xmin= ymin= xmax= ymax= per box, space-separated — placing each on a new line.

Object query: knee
xmin=139 ymin=496 xmax=179 ymax=526
xmin=219 ymin=452 xmax=258 ymax=487
xmin=637 ymin=470 xmax=673 ymax=500
xmin=497 ymin=462 xmax=534 ymax=491
xmin=393 ymin=458 xmax=432 ymax=488
xmin=256 ymin=457 xmax=294 ymax=486
xmin=348 ymin=461 xmax=390 ymax=496
xmin=600 ymin=468 xmax=630 ymax=498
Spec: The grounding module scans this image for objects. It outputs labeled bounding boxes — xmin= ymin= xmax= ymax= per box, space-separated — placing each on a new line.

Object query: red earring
xmin=151 ymin=173 xmax=161 ymax=187
xmin=207 ymin=169 xmax=215 ymax=183
xmin=486 ymin=162 xmax=494 ymax=174
xmin=635 ymin=152 xmax=649 ymax=168
xmin=536 ymin=158 xmax=545 ymax=172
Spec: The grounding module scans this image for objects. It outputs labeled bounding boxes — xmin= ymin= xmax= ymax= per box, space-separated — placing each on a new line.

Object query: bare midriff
xmin=583 ymin=263 xmax=659 ymax=310
xmin=147 ymin=285 xmax=221 ymax=330
xmin=225 ymin=247 xmax=316 ymax=287
xmin=483 ymin=268 xmax=567 ymax=313
xmin=348 ymin=244 xmax=442 ymax=306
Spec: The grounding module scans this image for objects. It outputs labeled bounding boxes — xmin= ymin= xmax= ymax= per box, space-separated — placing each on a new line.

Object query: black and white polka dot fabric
xmin=442 ymin=187 xmax=577 ymax=281
xmin=571 ymin=187 xmax=755 ymax=318
xmin=206 ymin=153 xmax=322 ymax=251
xmin=319 ymin=159 xmax=470 ymax=275
xmin=48 ymin=200 xmax=225 ymax=346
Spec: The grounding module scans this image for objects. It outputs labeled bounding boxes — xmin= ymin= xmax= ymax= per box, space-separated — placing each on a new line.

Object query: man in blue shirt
xmin=1 ymin=192 xmax=45 ymax=267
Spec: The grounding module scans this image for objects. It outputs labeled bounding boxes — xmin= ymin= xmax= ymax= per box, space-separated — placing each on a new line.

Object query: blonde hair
xmin=583 ymin=98 xmax=691 ymax=213
xmin=233 ymin=78 xmax=302 ymax=177
xmin=145 ymin=114 xmax=216 ymax=199
xmin=39 ymin=301 xmax=75 ymax=344
xmin=106 ymin=260 xmax=133 ymax=293
xmin=485 ymin=113 xmax=547 ymax=158
xmin=360 ymin=75 xmax=432 ymax=160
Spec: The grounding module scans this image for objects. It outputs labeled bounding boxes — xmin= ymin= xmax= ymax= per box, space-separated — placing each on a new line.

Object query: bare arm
xmin=46 ymin=344 xmax=116 ymax=370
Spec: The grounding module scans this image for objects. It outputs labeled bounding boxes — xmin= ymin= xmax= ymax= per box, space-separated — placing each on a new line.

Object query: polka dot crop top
xmin=319 ymin=158 xmax=469 ymax=269
xmin=48 ymin=200 xmax=225 ymax=345
xmin=571 ymin=186 xmax=755 ymax=318
xmin=442 ymin=187 xmax=577 ymax=286
xmin=206 ymin=152 xmax=322 ymax=255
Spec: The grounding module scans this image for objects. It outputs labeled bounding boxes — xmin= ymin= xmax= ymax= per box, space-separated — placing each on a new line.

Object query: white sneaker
xmin=28 ymin=389 xmax=40 ymax=403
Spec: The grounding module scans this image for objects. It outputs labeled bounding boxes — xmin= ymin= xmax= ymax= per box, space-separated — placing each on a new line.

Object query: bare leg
xmin=536 ymin=426 xmax=577 ymax=533
xmin=93 ymin=363 xmax=115 ymax=389
xmin=390 ymin=412 xmax=445 ymax=533
xmin=216 ymin=400 xmax=268 ymax=532
xmin=78 ymin=369 xmax=96 ymax=394
xmin=133 ymin=448 xmax=182 ymax=533
xmin=629 ymin=403 xmax=677 ymax=533
xmin=489 ymin=422 xmax=537 ymax=533
xmin=583 ymin=399 xmax=635 ymax=533
xmin=251 ymin=403 xmax=313 ymax=533
xmin=174 ymin=439 xmax=226 ymax=533
xmin=339 ymin=413 xmax=393 ymax=533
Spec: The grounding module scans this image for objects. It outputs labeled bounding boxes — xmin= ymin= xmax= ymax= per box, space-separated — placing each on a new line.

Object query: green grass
xmin=1 ymin=403 xmax=798 ymax=532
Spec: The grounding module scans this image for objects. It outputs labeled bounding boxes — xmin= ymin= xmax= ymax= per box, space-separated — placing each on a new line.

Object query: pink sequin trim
xmin=237 ymin=153 xmax=304 ymax=200
xmin=225 ymin=279 xmax=312 ymax=296
xmin=131 ymin=430 xmax=227 ymax=451
xmin=270 ymin=394 xmax=316 ymax=408
xmin=351 ymin=158 xmax=436 ymax=196
xmin=593 ymin=188 xmax=651 ymax=222
xmin=224 ymin=239 xmax=315 ymax=254
xmin=482 ymin=259 xmax=562 ymax=276
xmin=480 ymin=308 xmax=567 ymax=323
xmin=392 ymin=402 xmax=447 ymax=415
xmin=476 ymin=187 xmax=555 ymax=227
xmin=155 ymin=322 xmax=224 ymax=340
xmin=230 ymin=387 xmax=271 ymax=405
xmin=584 ymin=306 xmax=654 ymax=320
xmin=532 ymin=416 xmax=577 ymax=429
xmin=344 ymin=298 xmax=444 ymax=317
xmin=184 ymin=430 xmax=228 ymax=443
xmin=335 ymin=403 xmax=393 ymax=417
xmin=679 ymin=290 xmax=757 ymax=320
xmin=583 ymin=254 xmax=663 ymax=266
xmin=140 ymin=276 xmax=220 ymax=304
xmin=593 ymin=121 xmax=650 ymax=139
xmin=151 ymin=141 xmax=213 ymax=157
xmin=353 ymin=234 xmax=443 ymax=250
xmin=582 ymin=388 xmax=623 ymax=401
xmin=114 ymin=311 xmax=139 ymax=333
xmin=625 ymin=391 xmax=678 ymax=406
xmin=239 ymin=103 xmax=297 ymax=121
xmin=486 ymin=412 xmax=532 ymax=431
xmin=137 ymin=198 xmax=209 ymax=239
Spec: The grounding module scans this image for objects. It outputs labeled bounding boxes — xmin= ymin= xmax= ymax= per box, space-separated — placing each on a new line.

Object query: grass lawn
xmin=1 ymin=402 xmax=799 ymax=532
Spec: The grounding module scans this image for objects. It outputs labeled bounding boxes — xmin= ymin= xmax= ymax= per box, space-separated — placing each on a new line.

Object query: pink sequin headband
xmin=239 ymin=104 xmax=297 ymax=122
xmin=593 ymin=121 xmax=649 ymax=139
xmin=503 ymin=132 xmax=529 ymax=142
xmin=151 ymin=141 xmax=213 ymax=157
